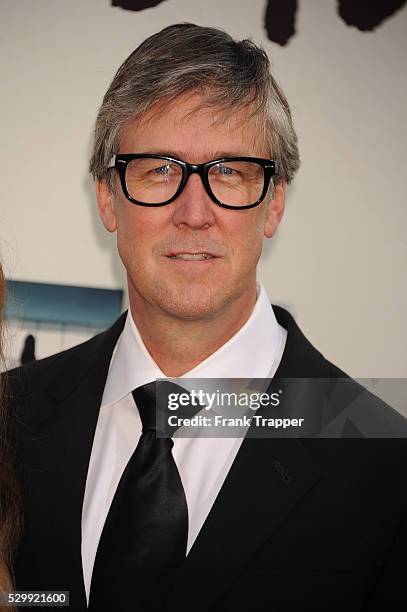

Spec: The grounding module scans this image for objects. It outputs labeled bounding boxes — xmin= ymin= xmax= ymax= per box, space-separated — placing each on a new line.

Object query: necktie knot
xmin=132 ymin=380 xmax=204 ymax=436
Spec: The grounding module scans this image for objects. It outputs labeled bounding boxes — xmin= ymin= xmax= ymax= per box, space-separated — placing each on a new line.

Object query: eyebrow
xmin=136 ymin=149 xmax=253 ymax=160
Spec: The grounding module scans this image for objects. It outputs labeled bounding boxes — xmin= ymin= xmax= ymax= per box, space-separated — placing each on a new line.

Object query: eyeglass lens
xmin=124 ymin=158 xmax=265 ymax=206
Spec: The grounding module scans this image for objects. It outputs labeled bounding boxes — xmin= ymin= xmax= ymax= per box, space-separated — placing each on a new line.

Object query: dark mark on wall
xmin=264 ymin=0 xmax=297 ymax=46
xmin=338 ymin=0 xmax=406 ymax=32
xmin=112 ymin=0 xmax=166 ymax=11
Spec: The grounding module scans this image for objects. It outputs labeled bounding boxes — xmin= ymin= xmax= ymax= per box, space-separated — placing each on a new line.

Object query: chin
xmin=152 ymin=281 xmax=232 ymax=321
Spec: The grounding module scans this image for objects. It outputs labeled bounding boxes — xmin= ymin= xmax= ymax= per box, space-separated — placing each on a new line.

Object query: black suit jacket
xmin=9 ymin=306 xmax=407 ymax=611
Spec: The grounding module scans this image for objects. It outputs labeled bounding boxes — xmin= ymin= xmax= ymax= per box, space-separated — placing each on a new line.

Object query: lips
xmin=167 ymin=252 xmax=215 ymax=260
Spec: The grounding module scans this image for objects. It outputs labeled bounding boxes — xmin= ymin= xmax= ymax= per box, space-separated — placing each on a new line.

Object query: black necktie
xmin=89 ymin=381 xmax=189 ymax=612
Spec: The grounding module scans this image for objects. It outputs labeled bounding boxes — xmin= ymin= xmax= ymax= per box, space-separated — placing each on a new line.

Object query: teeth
xmin=170 ymin=253 xmax=213 ymax=260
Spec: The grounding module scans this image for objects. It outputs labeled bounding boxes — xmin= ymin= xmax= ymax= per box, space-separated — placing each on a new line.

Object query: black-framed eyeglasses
xmin=107 ymin=154 xmax=276 ymax=210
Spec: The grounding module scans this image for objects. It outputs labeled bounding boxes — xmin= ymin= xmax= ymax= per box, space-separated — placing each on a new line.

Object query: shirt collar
xmin=101 ymin=282 xmax=285 ymax=407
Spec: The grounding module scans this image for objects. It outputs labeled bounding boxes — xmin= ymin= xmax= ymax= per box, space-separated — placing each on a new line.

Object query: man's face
xmin=97 ymin=93 xmax=285 ymax=322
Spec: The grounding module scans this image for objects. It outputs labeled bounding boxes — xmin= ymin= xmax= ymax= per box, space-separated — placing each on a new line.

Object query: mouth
xmin=166 ymin=252 xmax=218 ymax=261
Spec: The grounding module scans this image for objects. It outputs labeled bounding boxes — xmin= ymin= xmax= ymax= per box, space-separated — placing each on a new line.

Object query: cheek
xmin=115 ymin=207 xmax=143 ymax=267
xmin=230 ymin=212 xmax=265 ymax=254
xmin=226 ymin=222 xmax=264 ymax=277
xmin=115 ymin=205 xmax=164 ymax=269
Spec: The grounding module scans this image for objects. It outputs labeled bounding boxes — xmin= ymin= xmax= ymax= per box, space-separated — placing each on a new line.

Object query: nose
xmin=171 ymin=173 xmax=216 ymax=230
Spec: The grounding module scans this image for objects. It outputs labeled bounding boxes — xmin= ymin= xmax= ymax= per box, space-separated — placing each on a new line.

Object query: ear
xmin=96 ymin=180 xmax=117 ymax=232
xmin=264 ymin=181 xmax=285 ymax=239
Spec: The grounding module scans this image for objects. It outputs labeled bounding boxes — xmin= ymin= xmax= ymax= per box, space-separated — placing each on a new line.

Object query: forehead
xmin=119 ymin=92 xmax=269 ymax=159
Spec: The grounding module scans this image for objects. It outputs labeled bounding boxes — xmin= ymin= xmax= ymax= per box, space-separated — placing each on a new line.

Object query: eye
xmin=210 ymin=162 xmax=243 ymax=181
xmin=218 ymin=164 xmax=234 ymax=175
xmin=153 ymin=164 xmax=170 ymax=175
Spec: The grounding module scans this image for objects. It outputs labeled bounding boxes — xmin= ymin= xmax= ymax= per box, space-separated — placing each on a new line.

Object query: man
xmin=11 ymin=23 xmax=407 ymax=611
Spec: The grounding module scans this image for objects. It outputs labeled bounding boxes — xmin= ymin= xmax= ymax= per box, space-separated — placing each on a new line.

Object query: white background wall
xmin=0 ymin=0 xmax=406 ymax=377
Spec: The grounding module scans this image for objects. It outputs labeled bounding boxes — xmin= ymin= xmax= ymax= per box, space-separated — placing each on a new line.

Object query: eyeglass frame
xmin=107 ymin=154 xmax=276 ymax=210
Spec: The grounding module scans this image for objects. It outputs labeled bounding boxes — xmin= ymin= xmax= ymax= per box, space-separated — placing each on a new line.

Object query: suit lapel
xmin=48 ymin=363 xmax=114 ymax=605
xmin=167 ymin=436 xmax=321 ymax=611
xmin=51 ymin=313 xmax=127 ymax=605
xmin=166 ymin=305 xmax=331 ymax=610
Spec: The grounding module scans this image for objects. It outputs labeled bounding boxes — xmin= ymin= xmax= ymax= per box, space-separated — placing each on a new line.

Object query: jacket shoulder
xmin=273 ymin=305 xmax=407 ymax=436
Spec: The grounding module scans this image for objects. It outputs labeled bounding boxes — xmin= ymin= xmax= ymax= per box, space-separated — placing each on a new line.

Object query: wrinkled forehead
xmin=119 ymin=91 xmax=270 ymax=156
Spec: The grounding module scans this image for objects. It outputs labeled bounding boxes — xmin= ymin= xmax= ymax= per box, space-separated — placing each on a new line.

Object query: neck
xmin=129 ymin=286 xmax=257 ymax=377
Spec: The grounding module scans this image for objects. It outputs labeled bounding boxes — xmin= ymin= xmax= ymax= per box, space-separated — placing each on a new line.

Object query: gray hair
xmin=89 ymin=23 xmax=300 ymax=190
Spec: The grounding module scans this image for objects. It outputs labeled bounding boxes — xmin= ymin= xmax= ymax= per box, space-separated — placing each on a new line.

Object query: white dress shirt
xmin=81 ymin=282 xmax=287 ymax=601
